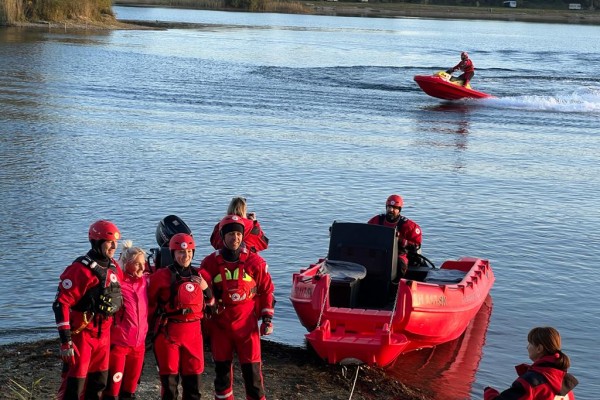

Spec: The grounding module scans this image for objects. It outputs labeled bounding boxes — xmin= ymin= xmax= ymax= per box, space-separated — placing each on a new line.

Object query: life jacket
xmin=213 ymin=249 xmax=257 ymax=306
xmin=161 ymin=265 xmax=204 ymax=322
xmin=71 ymin=256 xmax=123 ymax=317
xmin=378 ymin=213 xmax=408 ymax=230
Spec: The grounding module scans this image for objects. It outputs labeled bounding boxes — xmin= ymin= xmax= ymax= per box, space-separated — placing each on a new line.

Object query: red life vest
xmin=162 ymin=266 xmax=204 ymax=322
xmin=213 ymin=249 xmax=257 ymax=306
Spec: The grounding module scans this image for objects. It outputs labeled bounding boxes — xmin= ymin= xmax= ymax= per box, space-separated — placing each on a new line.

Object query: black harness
xmin=71 ymin=256 xmax=123 ymax=317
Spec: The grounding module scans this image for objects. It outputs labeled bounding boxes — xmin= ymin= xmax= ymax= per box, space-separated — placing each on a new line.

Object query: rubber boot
xmin=160 ymin=374 xmax=180 ymax=400
xmin=86 ymin=370 xmax=109 ymax=400
xmin=214 ymin=360 xmax=234 ymax=400
xmin=58 ymin=376 xmax=85 ymax=400
xmin=181 ymin=374 xmax=202 ymax=400
xmin=241 ymin=362 xmax=265 ymax=400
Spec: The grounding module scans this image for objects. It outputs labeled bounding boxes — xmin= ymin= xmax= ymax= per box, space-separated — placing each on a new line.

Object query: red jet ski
xmin=414 ymin=71 xmax=493 ymax=101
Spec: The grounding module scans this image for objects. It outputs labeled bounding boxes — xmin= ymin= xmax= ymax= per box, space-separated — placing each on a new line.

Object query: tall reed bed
xmin=0 ymin=0 xmax=113 ymax=24
xmin=1 ymin=0 xmax=25 ymax=24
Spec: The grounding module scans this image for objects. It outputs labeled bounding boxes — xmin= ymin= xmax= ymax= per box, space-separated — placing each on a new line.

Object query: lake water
xmin=1 ymin=7 xmax=598 ymax=399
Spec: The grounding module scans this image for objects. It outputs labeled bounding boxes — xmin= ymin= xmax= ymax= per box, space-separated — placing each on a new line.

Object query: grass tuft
xmin=7 ymin=377 xmax=44 ymax=400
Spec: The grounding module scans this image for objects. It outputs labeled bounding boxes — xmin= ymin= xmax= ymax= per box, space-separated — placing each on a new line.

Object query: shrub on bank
xmin=1 ymin=0 xmax=113 ymax=24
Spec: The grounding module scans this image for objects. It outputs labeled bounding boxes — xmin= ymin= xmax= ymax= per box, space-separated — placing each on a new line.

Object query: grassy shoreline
xmin=4 ymin=0 xmax=599 ymax=30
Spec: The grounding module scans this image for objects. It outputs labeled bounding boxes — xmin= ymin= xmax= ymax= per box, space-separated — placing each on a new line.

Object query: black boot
xmin=241 ymin=362 xmax=265 ymax=400
xmin=181 ymin=374 xmax=202 ymax=400
xmin=85 ymin=370 xmax=108 ymax=400
xmin=159 ymin=374 xmax=180 ymax=400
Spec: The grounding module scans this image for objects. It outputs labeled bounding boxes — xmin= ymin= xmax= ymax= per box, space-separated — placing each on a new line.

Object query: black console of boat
xmin=327 ymin=222 xmax=398 ymax=309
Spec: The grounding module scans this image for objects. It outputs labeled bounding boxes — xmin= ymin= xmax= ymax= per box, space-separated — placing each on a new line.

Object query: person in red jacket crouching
xmin=484 ymin=326 xmax=578 ymax=400
xmin=148 ymin=233 xmax=215 ymax=400
xmin=200 ymin=215 xmax=275 ymax=400
xmin=102 ymin=241 xmax=148 ymax=400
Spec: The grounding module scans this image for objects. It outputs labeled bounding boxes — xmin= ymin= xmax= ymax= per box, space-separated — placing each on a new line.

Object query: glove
xmin=446 ymin=69 xmax=454 ymax=74
xmin=60 ymin=341 xmax=77 ymax=365
xmin=260 ymin=317 xmax=273 ymax=336
xmin=98 ymin=294 xmax=115 ymax=314
xmin=191 ymin=275 xmax=208 ymax=290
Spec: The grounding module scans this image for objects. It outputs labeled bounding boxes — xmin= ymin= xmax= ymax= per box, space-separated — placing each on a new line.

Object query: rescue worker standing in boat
xmin=200 ymin=215 xmax=275 ymax=400
xmin=367 ymin=194 xmax=422 ymax=276
xmin=147 ymin=233 xmax=215 ymax=400
xmin=53 ymin=220 xmax=124 ymax=400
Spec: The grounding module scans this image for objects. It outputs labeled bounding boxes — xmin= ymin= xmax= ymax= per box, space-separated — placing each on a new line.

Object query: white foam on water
xmin=479 ymin=86 xmax=600 ymax=113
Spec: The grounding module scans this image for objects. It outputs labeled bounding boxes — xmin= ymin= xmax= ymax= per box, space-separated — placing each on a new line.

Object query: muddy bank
xmin=0 ymin=338 xmax=432 ymax=400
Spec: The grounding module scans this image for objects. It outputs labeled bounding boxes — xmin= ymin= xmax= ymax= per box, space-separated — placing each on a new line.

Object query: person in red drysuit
xmin=367 ymin=194 xmax=422 ymax=276
xmin=147 ymin=233 xmax=215 ymax=400
xmin=447 ymin=51 xmax=475 ymax=87
xmin=209 ymin=196 xmax=269 ymax=253
xmin=102 ymin=241 xmax=148 ymax=400
xmin=200 ymin=215 xmax=275 ymax=400
xmin=53 ymin=220 xmax=124 ymax=400
xmin=484 ymin=326 xmax=578 ymax=400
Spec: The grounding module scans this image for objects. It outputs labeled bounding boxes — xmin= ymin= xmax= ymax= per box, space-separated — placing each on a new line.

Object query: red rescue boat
xmin=290 ymin=222 xmax=495 ymax=367
xmin=414 ymin=71 xmax=494 ymax=101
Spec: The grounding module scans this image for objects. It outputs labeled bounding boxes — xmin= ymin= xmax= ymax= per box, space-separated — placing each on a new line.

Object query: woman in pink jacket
xmin=102 ymin=241 xmax=149 ymax=400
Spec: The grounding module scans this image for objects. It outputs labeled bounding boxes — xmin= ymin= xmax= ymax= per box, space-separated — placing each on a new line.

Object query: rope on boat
xmin=388 ymin=277 xmax=401 ymax=331
xmin=315 ymin=272 xmax=331 ymax=329
xmin=342 ymin=364 xmax=362 ymax=400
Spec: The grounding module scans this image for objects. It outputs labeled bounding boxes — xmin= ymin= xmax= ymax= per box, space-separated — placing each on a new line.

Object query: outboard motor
xmin=147 ymin=215 xmax=193 ymax=272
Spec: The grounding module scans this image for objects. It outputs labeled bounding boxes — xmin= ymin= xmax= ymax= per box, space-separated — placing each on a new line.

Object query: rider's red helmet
xmin=386 ymin=194 xmax=404 ymax=208
xmin=169 ymin=233 xmax=195 ymax=251
xmin=89 ymin=220 xmax=120 ymax=241
xmin=461 ymin=51 xmax=469 ymax=60
xmin=219 ymin=215 xmax=246 ymax=237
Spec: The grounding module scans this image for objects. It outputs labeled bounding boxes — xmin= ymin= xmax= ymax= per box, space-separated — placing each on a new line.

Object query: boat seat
xmin=423 ymin=268 xmax=466 ymax=284
xmin=320 ymin=260 xmax=367 ymax=282
xmin=328 ymin=222 xmax=398 ymax=309
xmin=321 ymin=260 xmax=367 ymax=308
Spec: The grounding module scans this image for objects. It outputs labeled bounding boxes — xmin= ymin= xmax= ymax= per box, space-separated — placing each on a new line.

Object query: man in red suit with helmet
xmin=368 ymin=194 xmax=422 ymax=276
xmin=53 ymin=220 xmax=124 ymax=400
xmin=200 ymin=215 xmax=275 ymax=400
xmin=447 ymin=51 xmax=475 ymax=87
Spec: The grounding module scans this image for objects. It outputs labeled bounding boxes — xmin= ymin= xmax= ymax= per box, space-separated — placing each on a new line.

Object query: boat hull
xmin=414 ymin=74 xmax=493 ymax=100
xmin=291 ymin=255 xmax=494 ymax=367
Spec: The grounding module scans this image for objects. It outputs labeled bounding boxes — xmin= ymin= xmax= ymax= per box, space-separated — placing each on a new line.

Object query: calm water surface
xmin=1 ymin=8 xmax=599 ymax=399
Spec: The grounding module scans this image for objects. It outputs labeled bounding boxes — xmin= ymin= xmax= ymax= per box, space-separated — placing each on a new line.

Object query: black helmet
xmin=155 ymin=215 xmax=192 ymax=247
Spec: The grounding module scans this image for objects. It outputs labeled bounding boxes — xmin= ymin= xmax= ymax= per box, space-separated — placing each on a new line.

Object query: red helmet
xmin=219 ymin=215 xmax=245 ymax=237
xmin=89 ymin=220 xmax=120 ymax=241
xmin=386 ymin=194 xmax=403 ymax=208
xmin=169 ymin=233 xmax=195 ymax=251
xmin=461 ymin=51 xmax=469 ymax=60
